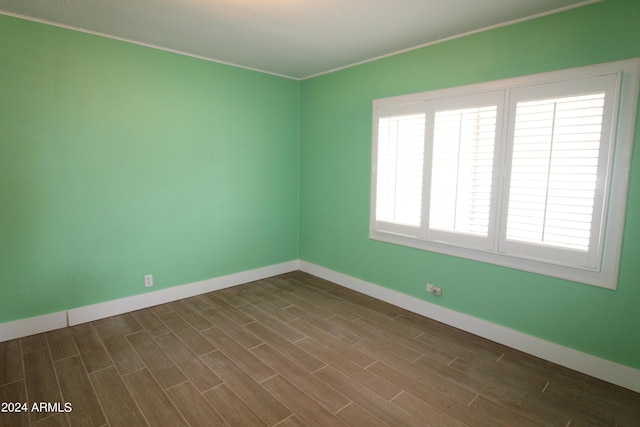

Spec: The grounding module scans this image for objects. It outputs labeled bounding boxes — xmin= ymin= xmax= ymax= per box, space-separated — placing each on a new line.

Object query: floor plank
xmin=89 ymin=367 xmax=147 ymax=427
xmin=122 ymin=369 xmax=187 ymax=427
xmin=166 ymin=301 xmax=213 ymax=332
xmin=296 ymin=337 xmax=401 ymax=401
xmin=69 ymin=324 xmax=112 ymax=373
xmin=198 ymin=308 xmax=263 ymax=349
xmin=236 ymin=303 xmax=305 ymax=342
xmin=200 ymin=327 xmax=275 ymax=383
xmin=154 ymin=333 xmax=222 ymax=392
xmin=314 ymin=366 xmax=423 ymax=427
xmin=54 ymin=356 xmax=106 ymax=427
xmin=0 ymin=381 xmax=29 ymax=427
xmin=201 ymin=350 xmax=292 ymax=425
xmin=329 ymin=315 xmax=423 ymax=362
xmin=261 ymin=374 xmax=349 ymax=426
xmin=111 ymin=313 xmax=143 ymax=335
xmin=45 ymin=329 xmax=77 ymax=363
xmin=422 ymin=355 xmax=573 ymax=426
xmin=21 ymin=334 xmax=48 ymax=355
xmin=355 ymin=340 xmax=476 ymax=404
xmin=94 ymin=319 xmax=144 ymax=376
xmin=243 ymin=322 xmax=325 ymax=372
xmin=468 ymin=395 xmax=546 ymax=427
xmin=165 ymin=382 xmax=228 ymax=427
xmin=126 ymin=331 xmax=187 ymax=390
xmin=130 ymin=309 xmax=170 ymax=337
xmin=30 ymin=413 xmax=68 ymax=427
xmin=203 ymin=384 xmax=265 ymax=427
xmin=203 ymin=294 xmax=254 ymax=325
xmin=158 ymin=312 xmax=215 ymax=356
xmin=289 ymin=318 xmax=374 ymax=368
xmin=4 ymin=271 xmax=639 ymax=426
xmin=368 ymin=360 xmax=494 ymax=426
xmin=0 ymin=339 xmax=23 ymax=385
xmin=251 ymin=343 xmax=350 ymax=413
xmin=335 ymin=402 xmax=390 ymax=427
xmin=390 ymin=391 xmax=467 ymax=427
xmin=23 ymin=349 xmax=64 ymax=423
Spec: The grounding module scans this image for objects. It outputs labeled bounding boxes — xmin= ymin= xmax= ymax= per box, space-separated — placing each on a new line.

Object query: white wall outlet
xmin=144 ymin=274 xmax=153 ymax=288
xmin=426 ymin=283 xmax=442 ymax=296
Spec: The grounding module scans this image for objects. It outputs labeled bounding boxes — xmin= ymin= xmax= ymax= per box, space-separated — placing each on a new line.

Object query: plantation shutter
xmin=429 ymin=106 xmax=498 ymax=236
xmin=424 ymin=91 xmax=503 ymax=250
xmin=499 ymin=73 xmax=620 ymax=269
xmin=375 ymin=111 xmax=426 ymax=229
xmin=505 ymin=94 xmax=605 ymax=251
xmin=371 ymin=60 xmax=634 ymax=288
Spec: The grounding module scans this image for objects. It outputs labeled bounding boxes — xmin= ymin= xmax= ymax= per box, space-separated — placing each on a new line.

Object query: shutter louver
xmin=429 ymin=106 xmax=497 ymax=236
xmin=506 ymin=94 xmax=605 ymax=251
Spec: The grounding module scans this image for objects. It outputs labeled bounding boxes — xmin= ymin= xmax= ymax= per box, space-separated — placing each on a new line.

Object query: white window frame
xmin=370 ymin=59 xmax=640 ymax=289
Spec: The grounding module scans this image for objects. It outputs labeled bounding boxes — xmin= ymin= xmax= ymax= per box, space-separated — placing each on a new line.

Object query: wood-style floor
xmin=1 ymin=271 xmax=638 ymax=426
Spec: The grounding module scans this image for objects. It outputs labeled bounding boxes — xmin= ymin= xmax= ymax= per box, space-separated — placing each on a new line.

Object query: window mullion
xmin=420 ymin=102 xmax=434 ymax=240
xmin=490 ymin=90 xmax=509 ymax=252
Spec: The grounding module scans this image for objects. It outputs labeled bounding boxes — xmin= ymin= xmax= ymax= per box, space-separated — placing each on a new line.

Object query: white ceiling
xmin=0 ymin=0 xmax=598 ymax=79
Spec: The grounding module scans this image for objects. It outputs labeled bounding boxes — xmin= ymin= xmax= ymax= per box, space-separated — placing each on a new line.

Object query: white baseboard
xmin=0 ymin=311 xmax=68 ymax=343
xmin=298 ymin=260 xmax=640 ymax=394
xmin=68 ymin=260 xmax=299 ymax=325
xmin=2 ymin=258 xmax=637 ymax=393
xmin=0 ymin=260 xmax=299 ymax=342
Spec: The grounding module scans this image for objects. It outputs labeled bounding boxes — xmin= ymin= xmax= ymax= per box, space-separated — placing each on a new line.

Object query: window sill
xmin=369 ymin=229 xmax=618 ymax=289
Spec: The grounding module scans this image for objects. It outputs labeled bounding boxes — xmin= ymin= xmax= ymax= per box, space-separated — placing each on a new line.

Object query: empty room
xmin=1 ymin=0 xmax=639 ymax=425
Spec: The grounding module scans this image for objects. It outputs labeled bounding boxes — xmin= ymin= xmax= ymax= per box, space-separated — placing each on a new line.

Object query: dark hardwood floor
xmin=1 ymin=271 xmax=638 ymax=426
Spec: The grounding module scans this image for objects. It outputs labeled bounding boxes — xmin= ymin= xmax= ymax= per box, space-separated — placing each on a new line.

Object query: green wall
xmin=299 ymin=0 xmax=640 ymax=370
xmin=0 ymin=15 xmax=300 ymax=322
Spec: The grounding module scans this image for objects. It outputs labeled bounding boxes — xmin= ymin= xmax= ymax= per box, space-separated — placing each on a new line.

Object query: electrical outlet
xmin=144 ymin=274 xmax=153 ymax=288
xmin=426 ymin=283 xmax=442 ymax=296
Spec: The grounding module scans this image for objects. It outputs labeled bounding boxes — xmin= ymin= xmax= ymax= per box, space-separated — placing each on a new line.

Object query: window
xmin=370 ymin=59 xmax=640 ymax=289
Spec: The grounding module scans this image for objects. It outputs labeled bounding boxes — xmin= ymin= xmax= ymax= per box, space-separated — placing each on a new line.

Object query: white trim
xmin=298 ymin=260 xmax=640 ymax=394
xmin=0 ymin=311 xmax=68 ymax=343
xmin=0 ymin=260 xmax=299 ymax=341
